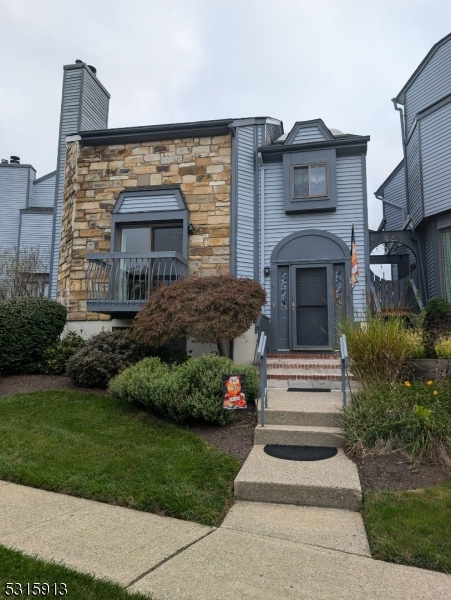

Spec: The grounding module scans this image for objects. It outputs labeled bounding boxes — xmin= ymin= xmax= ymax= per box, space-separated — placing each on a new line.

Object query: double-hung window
xmin=293 ymin=164 xmax=327 ymax=199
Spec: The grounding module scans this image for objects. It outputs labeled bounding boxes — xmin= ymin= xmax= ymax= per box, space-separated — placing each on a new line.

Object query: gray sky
xmin=1 ymin=0 xmax=450 ymax=230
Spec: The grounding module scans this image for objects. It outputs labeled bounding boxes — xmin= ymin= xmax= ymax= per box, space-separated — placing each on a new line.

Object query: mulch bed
xmin=353 ymin=451 xmax=451 ymax=492
xmin=0 ymin=375 xmax=255 ymax=464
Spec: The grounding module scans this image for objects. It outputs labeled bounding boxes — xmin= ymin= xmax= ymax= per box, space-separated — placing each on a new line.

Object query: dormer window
xmin=283 ymin=149 xmax=337 ymax=214
xmin=293 ymin=164 xmax=327 ymax=198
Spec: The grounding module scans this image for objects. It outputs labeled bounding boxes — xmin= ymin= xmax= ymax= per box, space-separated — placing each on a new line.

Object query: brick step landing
xmin=267 ymin=353 xmax=339 ymax=360
xmin=267 ymin=359 xmax=341 ymax=370
xmin=268 ymin=371 xmax=355 ymax=381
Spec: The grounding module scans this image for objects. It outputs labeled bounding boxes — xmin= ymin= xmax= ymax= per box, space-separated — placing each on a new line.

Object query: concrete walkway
xmin=1 ymin=481 xmax=450 ymax=599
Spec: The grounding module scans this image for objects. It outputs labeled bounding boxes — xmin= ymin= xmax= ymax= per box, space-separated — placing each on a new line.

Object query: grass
xmin=364 ymin=483 xmax=451 ymax=573
xmin=0 ymin=390 xmax=241 ymax=526
xmin=0 ymin=544 xmax=151 ymax=599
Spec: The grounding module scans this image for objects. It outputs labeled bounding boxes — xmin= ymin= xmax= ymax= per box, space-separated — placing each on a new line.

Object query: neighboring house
xmin=0 ymin=157 xmax=55 ymax=294
xmin=1 ymin=60 xmax=370 ymax=362
xmin=375 ymin=33 xmax=451 ymax=305
xmin=0 ymin=60 xmax=109 ymax=298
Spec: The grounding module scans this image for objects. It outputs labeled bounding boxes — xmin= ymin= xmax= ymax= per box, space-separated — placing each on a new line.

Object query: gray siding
xmin=421 ymin=101 xmax=451 ymax=218
xmin=50 ymin=67 xmax=83 ymax=298
xmin=19 ymin=213 xmax=53 ymax=268
xmin=426 ymin=221 xmax=436 ymax=297
xmin=50 ymin=65 xmax=109 ymax=299
xmin=291 ymin=126 xmax=326 ymax=144
xmin=32 ymin=172 xmax=56 ymax=208
xmin=404 ymin=38 xmax=451 ymax=132
xmin=382 ymin=164 xmax=406 ymax=230
xmin=81 ymin=69 xmax=109 ymax=131
xmin=0 ymin=166 xmax=33 ymax=249
xmin=261 ymin=155 xmax=367 ymax=317
xmin=265 ymin=122 xmax=283 ymax=145
xmin=236 ymin=126 xmax=255 ymax=279
xmin=119 ymin=193 xmax=179 ymax=213
xmin=406 ymin=126 xmax=422 ymax=227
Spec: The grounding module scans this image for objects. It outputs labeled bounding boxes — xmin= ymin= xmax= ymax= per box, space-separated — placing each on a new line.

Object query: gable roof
xmin=396 ymin=33 xmax=451 ymax=104
xmin=284 ymin=119 xmax=334 ymax=145
xmin=374 ymin=160 xmax=404 ymax=198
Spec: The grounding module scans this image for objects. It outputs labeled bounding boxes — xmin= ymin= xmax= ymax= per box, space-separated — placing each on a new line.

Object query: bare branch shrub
xmin=0 ymin=246 xmax=50 ymax=299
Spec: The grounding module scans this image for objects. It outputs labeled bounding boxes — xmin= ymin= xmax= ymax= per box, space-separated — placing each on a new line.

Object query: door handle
xmin=291 ymin=302 xmax=296 ymax=311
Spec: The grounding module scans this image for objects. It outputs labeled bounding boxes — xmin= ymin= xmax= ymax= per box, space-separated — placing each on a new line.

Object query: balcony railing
xmin=86 ymin=252 xmax=188 ymax=313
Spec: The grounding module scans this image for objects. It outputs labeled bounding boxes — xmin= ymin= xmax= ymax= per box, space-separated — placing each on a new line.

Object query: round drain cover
xmin=264 ymin=445 xmax=337 ymax=461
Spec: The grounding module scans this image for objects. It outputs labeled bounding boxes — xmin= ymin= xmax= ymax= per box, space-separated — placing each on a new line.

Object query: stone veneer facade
xmin=58 ymin=134 xmax=232 ymax=321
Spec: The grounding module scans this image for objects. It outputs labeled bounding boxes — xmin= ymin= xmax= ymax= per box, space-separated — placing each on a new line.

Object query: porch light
xmin=264 ymin=266 xmax=271 ymax=277
xmin=188 ymin=224 xmax=196 ymax=235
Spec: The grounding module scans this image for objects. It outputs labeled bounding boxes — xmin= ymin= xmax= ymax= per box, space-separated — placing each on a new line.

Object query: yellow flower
xmin=404 ymin=381 xmax=411 ymax=387
xmin=433 ymin=390 xmax=439 ymax=396
xmin=427 ymin=380 xmax=434 ymax=386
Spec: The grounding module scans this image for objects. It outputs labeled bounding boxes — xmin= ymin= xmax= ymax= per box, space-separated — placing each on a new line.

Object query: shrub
xmin=43 ymin=332 xmax=85 ymax=375
xmin=67 ymin=330 xmax=154 ymax=388
xmin=435 ymin=337 xmax=451 ymax=359
xmin=133 ymin=275 xmax=266 ymax=356
xmin=338 ymin=313 xmax=411 ymax=385
xmin=405 ymin=330 xmax=426 ymax=359
xmin=423 ymin=297 xmax=451 ymax=358
xmin=109 ymin=354 xmax=259 ymax=426
xmin=0 ymin=297 xmax=67 ymax=374
xmin=344 ymin=380 xmax=451 ymax=466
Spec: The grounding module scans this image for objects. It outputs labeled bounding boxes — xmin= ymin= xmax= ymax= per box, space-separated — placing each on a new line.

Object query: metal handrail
xmin=257 ymin=332 xmax=268 ymax=427
xmin=339 ymin=334 xmax=352 ymax=415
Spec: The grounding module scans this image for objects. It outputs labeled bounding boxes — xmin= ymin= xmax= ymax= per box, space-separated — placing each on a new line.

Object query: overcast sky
xmin=1 ymin=0 xmax=450 ymax=231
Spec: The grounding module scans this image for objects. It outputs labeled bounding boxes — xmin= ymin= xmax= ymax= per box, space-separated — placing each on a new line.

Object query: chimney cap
xmin=1 ymin=159 xmax=8 ymax=164
xmin=10 ymin=156 xmax=20 ymax=164
xmin=87 ymin=65 xmax=97 ymax=75
xmin=75 ymin=59 xmax=84 ymax=64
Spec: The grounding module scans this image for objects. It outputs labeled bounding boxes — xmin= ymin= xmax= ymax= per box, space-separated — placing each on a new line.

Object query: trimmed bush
xmin=338 ymin=313 xmax=411 ymax=385
xmin=67 ymin=330 xmax=154 ymax=388
xmin=109 ymin=354 xmax=259 ymax=426
xmin=43 ymin=332 xmax=85 ymax=375
xmin=0 ymin=297 xmax=67 ymax=374
xmin=435 ymin=337 xmax=451 ymax=359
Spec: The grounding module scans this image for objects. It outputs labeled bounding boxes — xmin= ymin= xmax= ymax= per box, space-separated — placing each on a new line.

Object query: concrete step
xmin=234 ymin=445 xmax=362 ymax=511
xmin=259 ymin=390 xmax=343 ymax=427
xmin=221 ymin=501 xmax=371 ymax=556
xmin=254 ymin=425 xmax=344 ymax=448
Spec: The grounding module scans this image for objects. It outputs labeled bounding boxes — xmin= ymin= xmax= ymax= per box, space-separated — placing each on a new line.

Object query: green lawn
xmin=0 ymin=391 xmax=240 ymax=526
xmin=0 ymin=544 xmax=151 ymax=599
xmin=364 ymin=483 xmax=451 ymax=573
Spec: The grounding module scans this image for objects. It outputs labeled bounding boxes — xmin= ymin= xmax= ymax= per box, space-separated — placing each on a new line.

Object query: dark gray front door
xmin=293 ymin=267 xmax=328 ymax=347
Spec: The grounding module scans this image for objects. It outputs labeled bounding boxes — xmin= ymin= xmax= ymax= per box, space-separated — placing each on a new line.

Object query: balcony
xmin=86 ymin=252 xmax=188 ymax=316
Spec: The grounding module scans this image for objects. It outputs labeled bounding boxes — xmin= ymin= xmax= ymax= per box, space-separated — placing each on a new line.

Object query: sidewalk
xmin=1 ymin=481 xmax=450 ymax=599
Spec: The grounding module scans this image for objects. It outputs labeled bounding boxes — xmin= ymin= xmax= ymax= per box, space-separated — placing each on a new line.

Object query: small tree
xmin=133 ymin=275 xmax=266 ymax=356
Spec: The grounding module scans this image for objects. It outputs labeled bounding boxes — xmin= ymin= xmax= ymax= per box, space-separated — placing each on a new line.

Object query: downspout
xmin=258 ymin=152 xmax=265 ymax=285
xmin=392 ymin=99 xmax=410 ymax=217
